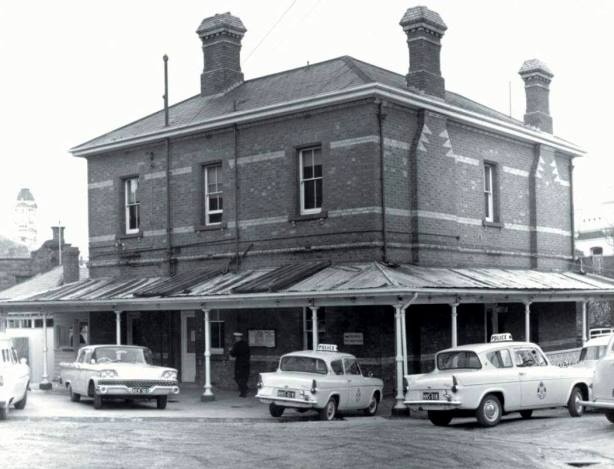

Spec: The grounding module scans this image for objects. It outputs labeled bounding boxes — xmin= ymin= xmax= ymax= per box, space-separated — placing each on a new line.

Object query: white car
xmin=256 ymin=344 xmax=384 ymax=420
xmin=580 ymin=334 xmax=614 ymax=422
xmin=60 ymin=345 xmax=180 ymax=410
xmin=574 ymin=333 xmax=612 ymax=370
xmin=0 ymin=335 xmax=30 ymax=420
xmin=404 ymin=333 xmax=592 ymax=427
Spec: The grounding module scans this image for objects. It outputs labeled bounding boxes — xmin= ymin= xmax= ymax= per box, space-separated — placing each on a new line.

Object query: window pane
xmin=484 ymin=193 xmax=491 ymax=218
xmin=315 ymin=179 xmax=322 ymax=208
xmin=314 ymin=164 xmax=322 ymax=179
xmin=484 ymin=166 xmax=491 ymax=192
xmin=304 ymin=180 xmax=315 ymax=209
xmin=209 ymin=198 xmax=219 ymax=212
xmin=209 ymin=213 xmax=222 ymax=224
xmin=303 ymin=165 xmax=313 ymax=180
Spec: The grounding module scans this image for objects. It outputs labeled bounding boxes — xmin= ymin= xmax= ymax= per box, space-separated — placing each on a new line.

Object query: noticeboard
xmin=248 ymin=329 xmax=276 ymax=348
xmin=343 ymin=332 xmax=364 ymax=346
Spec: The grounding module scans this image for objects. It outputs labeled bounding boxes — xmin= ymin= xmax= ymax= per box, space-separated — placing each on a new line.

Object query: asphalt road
xmin=2 ymin=410 xmax=614 ymax=469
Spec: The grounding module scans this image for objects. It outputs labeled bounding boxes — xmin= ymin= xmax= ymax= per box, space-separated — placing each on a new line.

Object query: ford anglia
xmin=579 ymin=333 xmax=614 ymax=422
xmin=60 ymin=345 xmax=179 ymax=410
xmin=404 ymin=334 xmax=592 ymax=427
xmin=256 ymin=344 xmax=384 ymax=420
xmin=0 ymin=335 xmax=30 ymax=420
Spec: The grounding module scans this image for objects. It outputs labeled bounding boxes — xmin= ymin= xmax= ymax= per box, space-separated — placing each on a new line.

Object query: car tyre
xmin=0 ymin=406 xmax=7 ymax=420
xmin=363 ymin=393 xmax=379 ymax=416
xmin=605 ymin=411 xmax=614 ymax=424
xmin=567 ymin=386 xmax=584 ymax=417
xmin=520 ymin=410 xmax=533 ymax=419
xmin=269 ymin=403 xmax=284 ymax=418
xmin=428 ymin=411 xmax=453 ymax=426
xmin=156 ymin=396 xmax=168 ymax=410
xmin=476 ymin=394 xmax=502 ymax=427
xmin=69 ymin=385 xmax=81 ymax=402
xmin=14 ymin=387 xmax=28 ymax=410
xmin=319 ymin=398 xmax=337 ymax=421
xmin=93 ymin=394 xmax=103 ymax=410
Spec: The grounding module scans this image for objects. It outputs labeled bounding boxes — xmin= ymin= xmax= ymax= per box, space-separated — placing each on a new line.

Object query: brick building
xmin=4 ymin=6 xmax=611 ymax=408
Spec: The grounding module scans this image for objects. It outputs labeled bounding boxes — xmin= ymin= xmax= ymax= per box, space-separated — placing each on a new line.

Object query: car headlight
xmin=98 ymin=369 xmax=118 ymax=378
xmin=162 ymin=370 xmax=177 ymax=380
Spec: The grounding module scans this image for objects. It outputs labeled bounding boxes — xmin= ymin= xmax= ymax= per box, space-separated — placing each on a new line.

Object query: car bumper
xmin=404 ymin=399 xmax=462 ymax=411
xmin=256 ymin=393 xmax=318 ymax=409
xmin=579 ymin=399 xmax=614 ymax=410
xmin=95 ymin=384 xmax=180 ymax=397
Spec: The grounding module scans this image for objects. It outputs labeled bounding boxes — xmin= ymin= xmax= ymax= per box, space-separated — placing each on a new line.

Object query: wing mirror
xmin=19 ymin=357 xmax=27 ymax=365
xmin=368 ymin=371 xmax=374 ymax=378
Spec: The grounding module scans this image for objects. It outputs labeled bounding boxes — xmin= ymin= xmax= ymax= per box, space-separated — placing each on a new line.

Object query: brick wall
xmin=0 ymin=258 xmax=32 ymax=291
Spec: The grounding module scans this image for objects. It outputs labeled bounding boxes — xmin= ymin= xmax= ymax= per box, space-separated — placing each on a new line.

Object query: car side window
xmin=343 ymin=358 xmax=361 ymax=376
xmin=514 ymin=348 xmax=547 ymax=367
xmin=331 ymin=360 xmax=344 ymax=375
xmin=76 ymin=350 xmax=85 ymax=363
xmin=486 ymin=349 xmax=513 ymax=368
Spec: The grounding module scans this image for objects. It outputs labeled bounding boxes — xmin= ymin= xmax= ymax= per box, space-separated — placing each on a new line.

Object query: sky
xmin=0 ymin=0 xmax=612 ymax=257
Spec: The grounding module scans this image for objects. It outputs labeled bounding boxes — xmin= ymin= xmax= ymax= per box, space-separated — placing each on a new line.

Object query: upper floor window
xmin=591 ymin=246 xmax=604 ymax=256
xmin=483 ymin=163 xmax=496 ymax=222
xmin=124 ymin=177 xmax=140 ymax=234
xmin=204 ymin=164 xmax=223 ymax=225
xmin=299 ymin=147 xmax=322 ymax=215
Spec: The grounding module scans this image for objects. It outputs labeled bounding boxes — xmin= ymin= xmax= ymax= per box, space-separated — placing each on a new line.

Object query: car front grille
xmin=97 ymin=380 xmax=178 ymax=389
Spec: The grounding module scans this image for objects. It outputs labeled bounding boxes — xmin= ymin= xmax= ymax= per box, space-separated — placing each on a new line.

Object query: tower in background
xmin=14 ymin=188 xmax=38 ymax=251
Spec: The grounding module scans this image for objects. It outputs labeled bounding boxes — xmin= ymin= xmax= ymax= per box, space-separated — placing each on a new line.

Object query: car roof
xmin=79 ymin=344 xmax=148 ymax=351
xmin=282 ymin=350 xmax=356 ymax=361
xmin=437 ymin=341 xmax=541 ymax=355
xmin=583 ymin=335 xmax=612 ymax=347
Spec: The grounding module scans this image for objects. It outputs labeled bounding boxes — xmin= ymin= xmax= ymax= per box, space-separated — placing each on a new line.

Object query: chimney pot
xmin=399 ymin=6 xmax=447 ymax=98
xmin=197 ymin=12 xmax=247 ymax=96
xmin=519 ymin=59 xmax=554 ymax=133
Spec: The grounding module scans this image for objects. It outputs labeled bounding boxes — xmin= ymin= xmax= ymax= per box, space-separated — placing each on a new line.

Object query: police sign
xmin=490 ymin=333 xmax=513 ymax=343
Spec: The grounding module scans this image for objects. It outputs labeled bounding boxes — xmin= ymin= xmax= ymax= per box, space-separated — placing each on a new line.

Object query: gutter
xmin=71 ymin=84 xmax=585 ymax=159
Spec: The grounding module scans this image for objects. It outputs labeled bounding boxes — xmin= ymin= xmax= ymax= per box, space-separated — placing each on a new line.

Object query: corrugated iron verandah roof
xmin=3 ymin=263 xmax=614 ymax=312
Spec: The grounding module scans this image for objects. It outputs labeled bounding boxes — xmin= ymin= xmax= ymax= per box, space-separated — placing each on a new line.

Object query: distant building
xmin=576 ymin=201 xmax=614 ymax=257
xmin=14 ymin=188 xmax=38 ymax=251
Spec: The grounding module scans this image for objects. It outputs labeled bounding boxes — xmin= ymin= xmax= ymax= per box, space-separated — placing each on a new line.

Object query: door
xmin=181 ymin=311 xmax=196 ymax=383
xmin=329 ymin=359 xmax=349 ymax=409
xmin=343 ymin=358 xmax=367 ymax=410
xmin=514 ymin=346 xmax=557 ymax=408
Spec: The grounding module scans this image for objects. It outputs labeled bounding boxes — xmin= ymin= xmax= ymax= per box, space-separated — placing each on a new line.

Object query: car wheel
xmin=319 ymin=398 xmax=337 ymax=421
xmin=605 ymin=411 xmax=614 ymax=424
xmin=0 ymin=406 xmax=7 ymax=420
xmin=476 ymin=394 xmax=502 ymax=427
xmin=156 ymin=396 xmax=168 ymax=410
xmin=14 ymin=387 xmax=28 ymax=410
xmin=69 ymin=385 xmax=81 ymax=402
xmin=363 ymin=393 xmax=379 ymax=416
xmin=269 ymin=403 xmax=284 ymax=418
xmin=93 ymin=394 xmax=103 ymax=410
xmin=520 ymin=410 xmax=533 ymax=419
xmin=567 ymin=386 xmax=584 ymax=417
xmin=428 ymin=411 xmax=453 ymax=426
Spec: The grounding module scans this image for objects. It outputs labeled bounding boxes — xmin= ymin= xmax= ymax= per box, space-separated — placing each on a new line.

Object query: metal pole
xmin=163 ymin=55 xmax=169 ymax=127
xmin=114 ymin=311 xmax=122 ymax=345
xmin=400 ymin=306 xmax=408 ymax=377
xmin=39 ymin=313 xmax=52 ymax=390
xmin=451 ymin=303 xmax=459 ymax=348
xmin=524 ymin=302 xmax=531 ymax=342
xmin=201 ymin=308 xmax=215 ymax=401
xmin=393 ymin=304 xmax=405 ymax=412
xmin=310 ymin=306 xmax=318 ymax=350
xmin=582 ymin=301 xmax=588 ymax=344
xmin=58 ymin=225 xmax=63 ymax=266
xmin=302 ymin=307 xmax=308 ymax=350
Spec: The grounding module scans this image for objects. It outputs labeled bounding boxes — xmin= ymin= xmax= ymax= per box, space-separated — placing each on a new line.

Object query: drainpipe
xmin=569 ymin=160 xmax=576 ymax=264
xmin=166 ymin=138 xmax=173 ymax=275
xmin=377 ymin=100 xmax=388 ymax=263
xmin=233 ymin=124 xmax=240 ymax=270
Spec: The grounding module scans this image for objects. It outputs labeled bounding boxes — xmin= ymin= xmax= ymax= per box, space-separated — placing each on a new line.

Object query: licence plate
xmin=277 ymin=390 xmax=295 ymax=399
xmin=423 ymin=391 xmax=440 ymax=401
xmin=131 ymin=387 xmax=147 ymax=394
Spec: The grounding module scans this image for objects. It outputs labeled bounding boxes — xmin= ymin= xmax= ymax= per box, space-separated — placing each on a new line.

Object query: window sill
xmin=118 ymin=232 xmax=143 ymax=240
xmin=482 ymin=219 xmax=503 ymax=229
xmin=195 ymin=222 xmax=227 ymax=232
xmin=289 ymin=210 xmax=328 ymax=223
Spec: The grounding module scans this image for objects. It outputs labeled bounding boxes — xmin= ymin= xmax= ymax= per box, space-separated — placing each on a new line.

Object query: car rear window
xmin=437 ymin=351 xmax=482 ymax=370
xmin=280 ymin=356 xmax=328 ymax=374
xmin=579 ymin=345 xmax=607 ymax=361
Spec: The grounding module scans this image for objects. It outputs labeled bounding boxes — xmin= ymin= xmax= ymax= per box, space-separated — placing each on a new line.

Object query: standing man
xmin=229 ymin=331 xmax=250 ymax=397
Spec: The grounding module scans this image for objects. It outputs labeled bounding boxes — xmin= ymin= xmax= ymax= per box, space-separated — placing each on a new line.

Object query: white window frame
xmin=484 ymin=163 xmax=495 ymax=222
xmin=204 ymin=164 xmax=223 ymax=226
xmin=299 ymin=147 xmax=323 ymax=215
xmin=124 ymin=177 xmax=140 ymax=234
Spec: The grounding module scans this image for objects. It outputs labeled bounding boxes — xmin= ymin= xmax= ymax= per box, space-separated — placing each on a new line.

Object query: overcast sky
xmin=0 ymin=0 xmax=612 ymax=257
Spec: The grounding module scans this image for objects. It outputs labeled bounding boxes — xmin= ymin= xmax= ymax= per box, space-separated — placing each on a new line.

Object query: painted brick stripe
xmin=88 ymin=180 xmax=113 ymax=190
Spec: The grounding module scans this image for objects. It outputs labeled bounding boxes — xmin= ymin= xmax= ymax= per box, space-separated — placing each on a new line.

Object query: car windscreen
xmin=437 ymin=351 xmax=482 ymax=370
xmin=93 ymin=347 xmax=153 ymax=364
xmin=579 ymin=345 xmax=607 ymax=362
xmin=279 ymin=356 xmax=328 ymax=374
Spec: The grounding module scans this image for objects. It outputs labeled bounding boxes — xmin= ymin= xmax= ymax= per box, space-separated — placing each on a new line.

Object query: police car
xmin=255 ymin=344 xmax=384 ymax=420
xmin=574 ymin=330 xmax=613 ymax=370
xmin=0 ymin=335 xmax=30 ymax=420
xmin=404 ymin=333 xmax=593 ymax=427
xmin=579 ymin=333 xmax=614 ymax=423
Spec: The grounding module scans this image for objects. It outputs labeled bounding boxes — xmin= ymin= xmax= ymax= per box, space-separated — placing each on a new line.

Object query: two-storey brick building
xmin=8 ymin=6 xmax=612 ymax=408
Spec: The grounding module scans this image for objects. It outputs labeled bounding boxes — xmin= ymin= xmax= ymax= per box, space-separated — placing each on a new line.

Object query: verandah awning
xmin=2 ymin=262 xmax=614 ymax=313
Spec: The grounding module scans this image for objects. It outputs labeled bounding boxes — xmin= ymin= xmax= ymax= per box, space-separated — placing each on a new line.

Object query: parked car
xmin=0 ymin=335 xmax=30 ymax=420
xmin=580 ymin=334 xmax=614 ymax=422
xmin=404 ymin=333 xmax=593 ymax=427
xmin=60 ymin=345 xmax=179 ymax=410
xmin=574 ymin=332 xmax=612 ymax=370
xmin=256 ymin=344 xmax=384 ymax=420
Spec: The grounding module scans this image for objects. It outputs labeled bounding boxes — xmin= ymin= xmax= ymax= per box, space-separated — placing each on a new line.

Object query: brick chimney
xmin=197 ymin=12 xmax=247 ymax=96
xmin=51 ymin=226 xmax=65 ymax=243
xmin=399 ymin=6 xmax=447 ymax=98
xmin=519 ymin=59 xmax=553 ymax=133
xmin=62 ymin=246 xmax=80 ymax=284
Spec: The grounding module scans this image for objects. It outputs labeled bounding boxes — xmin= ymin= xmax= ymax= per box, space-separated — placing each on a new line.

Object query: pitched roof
xmin=72 ymin=56 xmax=544 ymax=155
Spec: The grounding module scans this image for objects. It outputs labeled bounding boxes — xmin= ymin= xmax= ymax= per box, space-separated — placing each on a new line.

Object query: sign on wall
xmin=343 ymin=332 xmax=364 ymax=345
xmin=248 ymin=329 xmax=276 ymax=348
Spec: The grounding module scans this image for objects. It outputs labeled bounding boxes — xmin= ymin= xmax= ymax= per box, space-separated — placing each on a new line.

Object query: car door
xmin=343 ymin=358 xmax=365 ymax=410
xmin=593 ymin=336 xmax=614 ymax=403
xmin=329 ymin=359 xmax=349 ymax=410
xmin=11 ymin=347 xmax=28 ymax=397
xmin=514 ymin=346 xmax=557 ymax=408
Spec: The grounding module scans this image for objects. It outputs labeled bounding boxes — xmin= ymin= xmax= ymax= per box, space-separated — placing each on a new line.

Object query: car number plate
xmin=131 ymin=387 xmax=147 ymax=394
xmin=423 ymin=391 xmax=440 ymax=401
xmin=277 ymin=390 xmax=295 ymax=399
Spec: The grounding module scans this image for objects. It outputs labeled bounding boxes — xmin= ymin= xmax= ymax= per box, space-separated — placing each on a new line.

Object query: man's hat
xmin=233 ymin=332 xmax=243 ymax=337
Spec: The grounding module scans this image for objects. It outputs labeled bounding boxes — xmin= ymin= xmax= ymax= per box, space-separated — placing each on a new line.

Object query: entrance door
xmin=181 ymin=311 xmax=196 ymax=383
xmin=514 ymin=346 xmax=557 ymax=408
